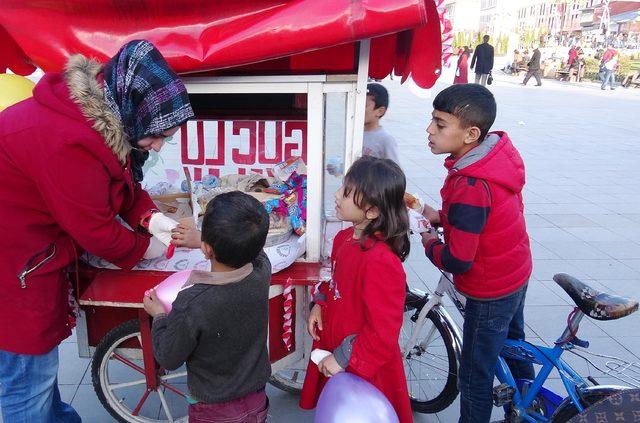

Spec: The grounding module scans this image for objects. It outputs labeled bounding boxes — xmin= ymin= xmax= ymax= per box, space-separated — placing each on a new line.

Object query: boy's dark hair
xmin=367 ymin=83 xmax=389 ymax=110
xmin=432 ymin=84 xmax=497 ymax=142
xmin=343 ymin=156 xmax=410 ymax=261
xmin=201 ymin=191 xmax=269 ymax=268
xmin=483 ymin=35 xmax=490 ymax=43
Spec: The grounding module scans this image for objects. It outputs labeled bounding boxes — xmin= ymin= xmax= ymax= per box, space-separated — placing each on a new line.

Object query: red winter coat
xmin=0 ymin=55 xmax=155 ymax=354
xmin=424 ymin=131 xmax=532 ymax=299
xmin=300 ymin=228 xmax=412 ymax=423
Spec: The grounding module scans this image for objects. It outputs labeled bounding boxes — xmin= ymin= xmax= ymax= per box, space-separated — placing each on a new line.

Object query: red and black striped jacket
xmin=424 ymin=131 xmax=532 ymax=299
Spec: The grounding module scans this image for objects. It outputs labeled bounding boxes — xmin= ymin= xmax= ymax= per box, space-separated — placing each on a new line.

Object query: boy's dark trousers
xmin=458 ymin=284 xmax=535 ymax=423
xmin=188 ymin=389 xmax=268 ymax=423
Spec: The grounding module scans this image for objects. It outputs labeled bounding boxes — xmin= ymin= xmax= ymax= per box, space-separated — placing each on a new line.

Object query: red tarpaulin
xmin=0 ymin=0 xmax=442 ymax=87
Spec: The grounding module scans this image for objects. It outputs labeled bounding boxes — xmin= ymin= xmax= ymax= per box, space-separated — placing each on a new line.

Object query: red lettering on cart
xmin=284 ymin=121 xmax=307 ymax=162
xmin=181 ymin=121 xmax=205 ymax=165
xmin=231 ymin=122 xmax=256 ymax=164
xmin=204 ymin=121 xmax=226 ymax=166
xmin=258 ymin=121 xmax=283 ymax=165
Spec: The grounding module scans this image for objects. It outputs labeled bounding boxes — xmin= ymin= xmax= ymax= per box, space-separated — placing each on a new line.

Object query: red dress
xmin=299 ymin=228 xmax=412 ymax=423
xmin=454 ymin=53 xmax=469 ymax=84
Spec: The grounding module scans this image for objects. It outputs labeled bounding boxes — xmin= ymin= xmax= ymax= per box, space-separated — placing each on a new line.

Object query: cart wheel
xmin=91 ymin=319 xmax=188 ymax=423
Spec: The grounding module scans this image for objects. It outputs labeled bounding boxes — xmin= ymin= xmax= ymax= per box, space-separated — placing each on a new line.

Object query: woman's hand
xmin=171 ymin=224 xmax=201 ymax=249
xmin=318 ymin=354 xmax=344 ymax=377
xmin=308 ymin=304 xmax=323 ymax=341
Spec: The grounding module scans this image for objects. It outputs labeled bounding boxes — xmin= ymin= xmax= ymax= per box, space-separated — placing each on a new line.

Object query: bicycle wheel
xmin=91 ymin=319 xmax=188 ymax=423
xmin=401 ymin=305 xmax=459 ymax=413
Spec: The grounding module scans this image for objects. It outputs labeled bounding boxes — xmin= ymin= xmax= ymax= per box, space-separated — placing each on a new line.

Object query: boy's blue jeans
xmin=458 ymin=283 xmax=534 ymax=423
xmin=0 ymin=346 xmax=81 ymax=423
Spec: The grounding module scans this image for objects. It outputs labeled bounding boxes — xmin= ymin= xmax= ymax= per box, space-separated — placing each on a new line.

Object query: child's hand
xmin=308 ymin=304 xmax=323 ymax=341
xmin=171 ymin=224 xmax=201 ymax=249
xmin=326 ymin=164 xmax=343 ymax=177
xmin=318 ymin=354 xmax=344 ymax=377
xmin=143 ymin=289 xmax=166 ymax=317
xmin=421 ymin=230 xmax=439 ymax=248
xmin=422 ymin=203 xmax=441 ymax=226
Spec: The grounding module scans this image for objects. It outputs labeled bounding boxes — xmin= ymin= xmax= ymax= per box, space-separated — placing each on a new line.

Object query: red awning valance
xmin=0 ymin=0 xmax=442 ymax=87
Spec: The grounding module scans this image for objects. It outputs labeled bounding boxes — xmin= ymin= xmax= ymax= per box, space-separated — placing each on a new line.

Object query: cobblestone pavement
xmin=2 ymin=68 xmax=639 ymax=422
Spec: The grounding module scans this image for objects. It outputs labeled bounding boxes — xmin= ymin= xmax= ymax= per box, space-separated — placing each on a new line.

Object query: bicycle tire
xmin=91 ymin=319 xmax=188 ymax=423
xmin=402 ymin=306 xmax=459 ymax=413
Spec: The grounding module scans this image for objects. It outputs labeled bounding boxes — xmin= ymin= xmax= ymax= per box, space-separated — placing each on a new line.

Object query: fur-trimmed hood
xmin=64 ymin=54 xmax=130 ymax=165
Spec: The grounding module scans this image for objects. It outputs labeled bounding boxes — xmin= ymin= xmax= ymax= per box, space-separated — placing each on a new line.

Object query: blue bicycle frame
xmin=494 ymin=309 xmax=588 ymax=422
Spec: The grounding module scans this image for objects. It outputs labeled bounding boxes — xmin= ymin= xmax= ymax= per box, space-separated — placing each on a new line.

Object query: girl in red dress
xmin=454 ymin=46 xmax=471 ymax=84
xmin=299 ymin=156 xmax=413 ymax=422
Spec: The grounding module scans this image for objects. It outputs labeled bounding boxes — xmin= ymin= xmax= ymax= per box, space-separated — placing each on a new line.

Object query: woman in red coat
xmin=454 ymin=46 xmax=471 ymax=84
xmin=0 ymin=40 xmax=193 ymax=422
xmin=300 ymin=156 xmax=413 ymax=422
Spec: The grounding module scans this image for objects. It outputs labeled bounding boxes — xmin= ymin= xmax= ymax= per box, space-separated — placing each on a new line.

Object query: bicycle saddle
xmin=553 ymin=273 xmax=638 ymax=321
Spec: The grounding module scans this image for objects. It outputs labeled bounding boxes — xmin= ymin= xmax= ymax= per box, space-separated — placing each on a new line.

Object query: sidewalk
xmin=2 ymin=69 xmax=639 ymax=422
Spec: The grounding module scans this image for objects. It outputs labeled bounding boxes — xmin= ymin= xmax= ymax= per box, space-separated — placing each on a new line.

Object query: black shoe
xmin=535 ymin=84 xmax=542 ymax=86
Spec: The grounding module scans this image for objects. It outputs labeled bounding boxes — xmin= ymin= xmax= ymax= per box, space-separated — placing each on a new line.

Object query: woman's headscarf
xmin=102 ymin=40 xmax=194 ymax=181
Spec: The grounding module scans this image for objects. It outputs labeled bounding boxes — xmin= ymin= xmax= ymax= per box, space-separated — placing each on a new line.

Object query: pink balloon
xmin=145 ymin=270 xmax=192 ymax=313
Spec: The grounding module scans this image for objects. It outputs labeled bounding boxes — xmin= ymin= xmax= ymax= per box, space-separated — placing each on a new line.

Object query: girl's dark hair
xmin=343 ymin=156 xmax=410 ymax=261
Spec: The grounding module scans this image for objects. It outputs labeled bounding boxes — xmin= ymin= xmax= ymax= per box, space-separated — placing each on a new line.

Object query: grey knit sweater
xmin=151 ymin=252 xmax=271 ymax=403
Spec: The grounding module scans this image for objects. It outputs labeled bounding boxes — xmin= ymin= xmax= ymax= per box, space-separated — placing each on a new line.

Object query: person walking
xmin=454 ymin=46 xmax=471 ymax=84
xmin=470 ymin=35 xmax=494 ymax=86
xmin=600 ymin=44 xmax=618 ymax=90
xmin=522 ymin=47 xmax=542 ymax=86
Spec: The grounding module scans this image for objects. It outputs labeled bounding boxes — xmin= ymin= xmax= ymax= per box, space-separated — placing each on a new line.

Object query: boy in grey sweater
xmin=143 ymin=191 xmax=271 ymax=422
xmin=327 ymin=83 xmax=400 ymax=176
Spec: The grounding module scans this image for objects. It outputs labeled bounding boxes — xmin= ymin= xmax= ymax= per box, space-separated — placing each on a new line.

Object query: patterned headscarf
xmin=102 ymin=40 xmax=194 ymax=181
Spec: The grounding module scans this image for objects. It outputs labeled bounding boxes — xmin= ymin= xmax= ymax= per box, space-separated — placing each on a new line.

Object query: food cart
xmin=0 ymin=1 xmax=447 ymax=421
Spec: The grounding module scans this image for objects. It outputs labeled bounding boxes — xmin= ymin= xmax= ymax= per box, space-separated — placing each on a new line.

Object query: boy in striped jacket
xmin=420 ymin=84 xmax=535 ymax=423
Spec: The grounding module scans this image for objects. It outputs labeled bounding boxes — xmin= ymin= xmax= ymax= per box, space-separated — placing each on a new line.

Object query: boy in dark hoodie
xmin=143 ymin=191 xmax=271 ymax=422
xmin=420 ymin=84 xmax=534 ymax=423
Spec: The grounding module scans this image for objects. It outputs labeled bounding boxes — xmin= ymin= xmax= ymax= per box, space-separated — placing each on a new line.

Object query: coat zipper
xmin=18 ymin=243 xmax=56 ymax=288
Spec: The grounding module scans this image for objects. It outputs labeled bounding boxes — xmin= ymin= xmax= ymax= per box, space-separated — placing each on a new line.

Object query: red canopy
xmin=0 ymin=0 xmax=442 ymax=87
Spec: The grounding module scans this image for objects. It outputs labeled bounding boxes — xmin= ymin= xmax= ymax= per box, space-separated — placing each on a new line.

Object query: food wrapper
xmin=408 ymin=208 xmax=432 ymax=234
xmin=263 ymin=158 xmax=308 ymax=236
xmin=272 ymin=156 xmax=307 ymax=183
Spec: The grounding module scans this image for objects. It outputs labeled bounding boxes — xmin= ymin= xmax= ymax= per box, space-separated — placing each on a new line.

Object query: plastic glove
xmin=143 ymin=237 xmax=168 ymax=260
xmin=408 ymin=208 xmax=432 ymax=234
xmin=148 ymin=213 xmax=178 ymax=246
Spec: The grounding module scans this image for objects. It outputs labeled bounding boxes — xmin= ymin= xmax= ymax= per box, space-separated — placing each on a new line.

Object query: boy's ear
xmin=464 ymin=126 xmax=482 ymax=144
xmin=375 ymin=106 xmax=387 ymax=118
xmin=201 ymin=242 xmax=214 ymax=260
xmin=365 ymin=206 xmax=380 ymax=220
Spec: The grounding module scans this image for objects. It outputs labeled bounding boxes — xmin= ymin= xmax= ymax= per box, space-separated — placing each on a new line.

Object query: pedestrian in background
xmin=470 ymin=35 xmax=494 ymax=86
xmin=522 ymin=47 xmax=542 ymax=87
xmin=454 ymin=47 xmax=471 ymax=84
xmin=600 ymin=44 xmax=618 ymax=91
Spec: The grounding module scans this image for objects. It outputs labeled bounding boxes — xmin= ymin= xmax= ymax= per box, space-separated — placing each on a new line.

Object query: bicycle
xmin=271 ymin=270 xmax=640 ymax=422
xmin=402 ymin=271 xmax=640 ymax=422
